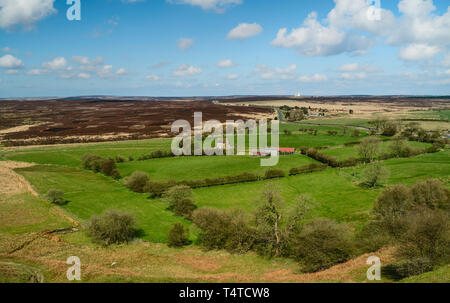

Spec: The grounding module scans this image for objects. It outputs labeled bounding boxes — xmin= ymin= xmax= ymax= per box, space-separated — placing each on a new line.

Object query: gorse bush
xmin=167 ymin=223 xmax=190 ymax=248
xmin=411 ymin=179 xmax=450 ymax=210
xmin=138 ymin=150 xmax=174 ymax=161
xmin=192 ymin=208 xmax=256 ymax=253
xmin=46 ymin=189 xmax=65 ymax=205
xmin=164 ymin=186 xmax=197 ymax=219
xmin=85 ymin=209 xmax=137 ymax=246
xmin=382 ymin=258 xmax=434 ymax=280
xmin=290 ymin=219 xmax=355 ymax=273
xmin=396 ymin=209 xmax=449 ymax=264
xmin=263 ymin=169 xmax=285 ymax=179
xmin=125 ymin=171 xmax=150 ymax=193
xmin=82 ymin=154 xmax=121 ymax=179
xmin=289 ymin=163 xmax=327 ymax=176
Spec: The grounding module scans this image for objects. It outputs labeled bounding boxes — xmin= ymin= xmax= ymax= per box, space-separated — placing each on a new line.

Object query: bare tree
xmin=357 ymin=137 xmax=381 ymax=162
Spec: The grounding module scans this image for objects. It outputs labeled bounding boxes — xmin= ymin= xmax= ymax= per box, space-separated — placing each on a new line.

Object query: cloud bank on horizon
xmin=0 ymin=0 xmax=449 ymax=97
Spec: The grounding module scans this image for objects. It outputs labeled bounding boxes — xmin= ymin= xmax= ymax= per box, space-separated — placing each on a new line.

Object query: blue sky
xmin=0 ymin=0 xmax=450 ymax=97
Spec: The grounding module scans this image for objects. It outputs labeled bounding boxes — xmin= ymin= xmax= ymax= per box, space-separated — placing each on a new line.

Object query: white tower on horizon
xmin=295 ymin=91 xmax=301 ymax=97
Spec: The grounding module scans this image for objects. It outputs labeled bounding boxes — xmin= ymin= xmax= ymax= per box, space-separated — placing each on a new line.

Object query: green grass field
xmin=117 ymin=154 xmax=316 ymax=180
xmin=321 ymin=140 xmax=431 ymax=161
xmin=15 ymin=165 xmax=188 ymax=242
xmin=1 ymin=119 xmax=449 ymax=283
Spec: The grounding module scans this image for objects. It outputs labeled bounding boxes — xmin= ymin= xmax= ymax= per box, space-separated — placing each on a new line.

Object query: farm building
xmin=253 ymin=147 xmax=295 ymax=157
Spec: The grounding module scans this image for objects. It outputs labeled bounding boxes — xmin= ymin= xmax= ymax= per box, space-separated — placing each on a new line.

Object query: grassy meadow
xmin=1 ymin=117 xmax=449 ymax=283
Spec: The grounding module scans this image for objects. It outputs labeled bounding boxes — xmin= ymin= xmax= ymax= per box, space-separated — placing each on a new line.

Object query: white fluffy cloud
xmin=217 ymin=59 xmax=235 ymax=68
xmin=0 ymin=54 xmax=24 ymax=69
xmin=340 ymin=72 xmax=368 ymax=80
xmin=227 ymin=23 xmax=263 ymax=40
xmin=254 ymin=64 xmax=297 ymax=80
xmin=116 ymin=68 xmax=128 ymax=76
xmin=42 ymin=57 xmax=67 ymax=70
xmin=398 ymin=44 xmax=441 ymax=61
xmin=271 ymin=0 xmax=450 ymax=59
xmin=0 ymin=0 xmax=57 ymax=30
xmin=172 ymin=64 xmax=202 ymax=76
xmin=271 ymin=11 xmax=371 ymax=56
xmin=146 ymin=74 xmax=161 ymax=81
xmin=177 ymin=38 xmax=194 ymax=50
xmin=298 ymin=74 xmax=328 ymax=83
xmin=72 ymin=56 xmax=104 ymax=66
xmin=167 ymin=0 xmax=242 ymax=12
xmin=226 ymin=74 xmax=239 ymax=80
xmin=338 ymin=63 xmax=381 ymax=73
xmin=77 ymin=73 xmax=91 ymax=79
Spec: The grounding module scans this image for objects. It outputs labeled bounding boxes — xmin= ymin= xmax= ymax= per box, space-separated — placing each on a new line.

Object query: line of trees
xmin=123 ymin=164 xmax=327 ymax=197
xmin=82 ymin=154 xmax=121 ymax=179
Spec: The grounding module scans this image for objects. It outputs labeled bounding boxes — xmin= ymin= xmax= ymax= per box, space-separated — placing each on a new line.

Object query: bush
xmin=172 ymin=198 xmax=197 ymax=219
xmin=357 ymin=137 xmax=380 ymax=162
xmin=192 ymin=208 xmax=255 ymax=253
xmin=125 ymin=171 xmax=150 ymax=193
xmin=167 ymin=223 xmax=190 ymax=248
xmin=101 ymin=159 xmax=121 ymax=179
xmin=85 ymin=209 xmax=137 ymax=245
xmin=263 ymin=169 xmax=285 ymax=179
xmin=373 ymin=184 xmax=414 ymax=237
xmin=290 ymin=219 xmax=355 ymax=273
xmin=289 ymin=163 xmax=327 ymax=175
xmin=355 ymin=221 xmax=391 ymax=253
xmin=144 ymin=180 xmax=172 ymax=197
xmin=114 ymin=155 xmax=126 ymax=163
xmin=382 ymin=124 xmax=398 ymax=136
xmin=82 ymin=154 xmax=105 ymax=172
xmin=410 ymin=179 xmax=450 ymax=210
xmin=193 ymin=208 xmax=232 ymax=250
xmin=359 ymin=161 xmax=389 ymax=188
xmin=382 ymin=258 xmax=434 ymax=280
xmin=164 ymin=185 xmax=192 ymax=206
xmin=397 ymin=209 xmax=449 ymax=264
xmin=46 ymin=189 xmax=65 ymax=205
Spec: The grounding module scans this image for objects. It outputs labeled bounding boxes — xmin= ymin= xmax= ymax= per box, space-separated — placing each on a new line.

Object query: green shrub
xmin=173 ymin=198 xmax=197 ymax=219
xmin=101 ymin=159 xmax=121 ymax=179
xmin=355 ymin=221 xmax=391 ymax=253
xmin=167 ymin=223 xmax=190 ymax=248
xmin=85 ymin=209 xmax=137 ymax=245
xmin=144 ymin=180 xmax=172 ymax=197
xmin=82 ymin=154 xmax=105 ymax=172
xmin=397 ymin=209 xmax=449 ymax=264
xmin=373 ymin=184 xmax=414 ymax=237
xmin=125 ymin=171 xmax=150 ymax=193
xmin=46 ymin=189 xmax=65 ymax=205
xmin=263 ymin=169 xmax=285 ymax=179
xmin=411 ymin=179 xmax=450 ymax=210
xmin=289 ymin=163 xmax=327 ymax=176
xmin=357 ymin=137 xmax=380 ymax=162
xmin=290 ymin=219 xmax=355 ymax=273
xmin=192 ymin=208 xmax=255 ymax=253
xmin=360 ymin=161 xmax=389 ymax=188
xmin=164 ymin=185 xmax=193 ymax=207
xmin=382 ymin=124 xmax=398 ymax=136
xmin=382 ymin=258 xmax=434 ymax=280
